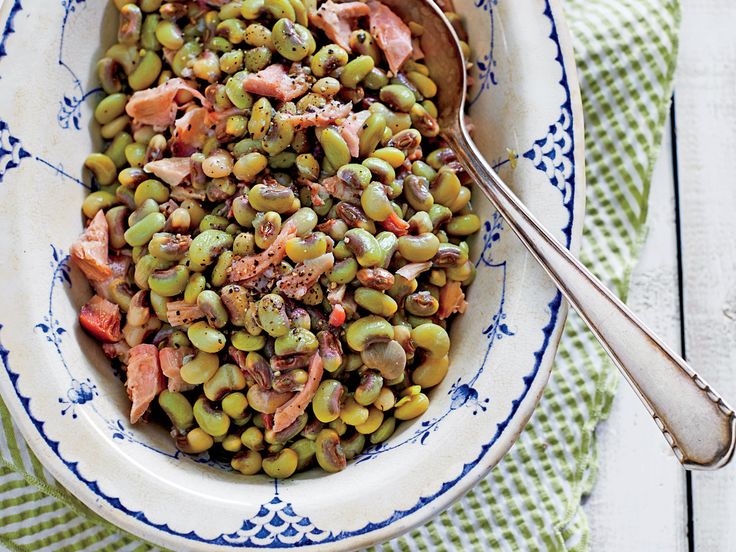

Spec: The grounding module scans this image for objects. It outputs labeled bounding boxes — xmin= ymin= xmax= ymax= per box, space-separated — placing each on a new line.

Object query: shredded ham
xmin=102 ymin=341 xmax=131 ymax=364
xmin=380 ymin=211 xmax=410 ymax=236
xmin=171 ymin=107 xmax=211 ymax=156
xmin=367 ymin=1 xmax=412 ymax=75
xmin=272 ymin=352 xmax=323 ymax=432
xmin=166 ymin=301 xmax=205 ymax=327
xmin=308 ymin=1 xmax=370 ymax=52
xmin=243 ymin=64 xmax=310 ymax=102
xmin=396 ymin=261 xmax=432 ymax=281
xmin=438 ymin=280 xmax=468 ymax=319
xmin=125 ymin=78 xmax=209 ymax=127
xmin=283 ymin=101 xmax=353 ymax=130
xmin=321 ymin=175 xmax=362 ymax=203
xmin=338 ymin=110 xmax=371 ymax=157
xmin=125 ymin=344 xmax=166 ymax=423
xmin=159 ymin=346 xmax=195 ymax=392
xmin=228 ymin=222 xmax=297 ymax=283
xmin=277 ymin=253 xmax=335 ymax=300
xmin=70 ymin=210 xmax=112 ymax=282
xmin=144 ymin=157 xmax=191 ymax=186
xmin=91 ymin=254 xmax=131 ymax=302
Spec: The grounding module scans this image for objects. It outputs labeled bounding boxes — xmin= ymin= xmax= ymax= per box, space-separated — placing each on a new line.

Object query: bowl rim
xmin=0 ymin=0 xmax=586 ymax=548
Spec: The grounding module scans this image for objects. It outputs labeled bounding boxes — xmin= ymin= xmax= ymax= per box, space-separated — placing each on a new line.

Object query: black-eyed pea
xmin=231 ymin=330 xmax=266 ymax=351
xmin=148 ymin=265 xmax=189 ymax=297
xmin=240 ymin=426 xmax=265 ymax=451
xmin=222 ymin=391 xmax=249 ymax=421
xmin=405 ymin=291 xmax=439 ymax=317
xmin=373 ymin=387 xmax=395 ymax=412
xmin=315 ymin=429 xmax=347 ymax=473
xmin=412 ymin=354 xmax=450 ymax=389
xmin=262 ymin=448 xmax=299 ymax=478
xmin=222 ymin=434 xmax=243 ymax=452
xmin=312 ymin=379 xmax=344 ymax=423
xmin=360 ymin=339 xmax=406 ymax=380
xmin=345 ymin=316 xmax=394 ymax=352
xmin=177 ymin=427 xmax=214 ymax=454
xmin=265 ymin=413 xmax=308 ymax=445
xmin=340 ymin=396 xmax=369 ymax=426
xmin=355 ymin=370 xmax=383 ymax=406
xmin=158 ymin=390 xmax=194 ymax=432
xmin=188 ymin=321 xmax=226 ymax=353
xmin=231 ymin=449 xmax=262 ymax=475
xmin=257 ymin=293 xmax=291 ymax=337
xmin=246 ymin=386 xmax=293 ymax=414
xmin=354 ymin=287 xmax=397 ymax=317
xmin=193 ymin=397 xmax=230 ymax=437
xmin=203 ymin=364 xmax=246 ymax=401
xmin=370 ymin=416 xmax=396 ymax=444
xmin=394 ymin=390 xmax=429 ymax=421
xmin=291 ymin=438 xmax=317 ymax=471
xmin=189 ymin=229 xmax=233 ymax=271
xmin=341 ymin=432 xmax=366 ymax=460
xmin=355 ymin=407 xmax=383 ymax=435
xmin=403 ymin=174 xmax=434 ymax=212
xmin=180 ymin=351 xmax=220 ymax=385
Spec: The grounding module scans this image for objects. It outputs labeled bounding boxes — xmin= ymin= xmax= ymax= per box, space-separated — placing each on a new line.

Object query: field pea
xmin=188 ymin=321 xmax=227 ymax=353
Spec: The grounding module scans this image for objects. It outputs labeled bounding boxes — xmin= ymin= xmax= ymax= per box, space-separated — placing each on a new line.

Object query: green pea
xmin=204 ymin=364 xmax=246 ymax=401
xmin=231 ymin=331 xmax=266 ymax=351
xmin=231 ymin=450 xmax=262 ymax=475
xmin=262 ymin=448 xmax=298 ymax=478
xmin=158 ymin=390 xmax=194 ymax=432
xmin=262 ymin=113 xmax=295 ymax=156
xmin=291 ymin=438 xmax=316 ymax=471
xmin=244 ymin=45 xmax=272 ymax=72
xmin=248 ymin=97 xmax=273 ymax=139
xmin=344 ymin=228 xmax=383 ymax=267
xmin=188 ymin=321 xmax=227 ymax=353
xmin=363 ymin=67 xmax=389 ymax=90
xmin=248 ymin=183 xmax=295 ymax=213
xmin=82 ymin=191 xmax=116 ymax=219
xmin=272 ymin=18 xmax=314 ymax=61
xmin=354 ymin=287 xmax=398 ymax=317
xmin=193 ymin=397 xmax=230 ymax=437
xmin=124 ymin=212 xmax=166 ymax=246
xmin=172 ymin=41 xmax=202 ymax=77
xmin=225 ymin=72 xmax=255 ymax=109
xmin=180 ymin=350 xmax=219 ymax=385
xmin=349 ymin=29 xmax=381 ymax=63
xmin=340 ymin=55 xmax=374 ymax=88
xmin=446 ymin=214 xmax=481 ymax=236
xmin=361 ymin=182 xmax=393 ymax=222
xmin=274 ymin=328 xmax=318 ymax=356
xmin=397 ymin=233 xmax=440 ymax=263
xmin=345 ymin=316 xmax=394 ymax=352
xmin=326 ymin=257 xmax=359 ymax=284
xmin=84 ymin=153 xmax=117 ymax=186
xmin=148 ymin=265 xmax=189 ymax=297
xmin=94 ymin=93 xmax=127 ymax=125
xmin=361 ymin=157 xmax=395 ymax=185
xmin=407 ymin=71 xmax=437 ymax=98
xmin=220 ymin=49 xmax=244 ymax=74
xmin=379 ymin=84 xmax=416 ymax=112
xmin=128 ymin=50 xmax=162 ymax=91
xmin=284 ymin=207 xmax=318 ymax=236
xmin=257 ymin=294 xmax=290 ymax=337
xmin=319 ymin=127 xmax=352 ymax=169
xmin=189 ymin=229 xmax=233 ymax=271
xmin=370 ymin=416 xmax=396 ymax=444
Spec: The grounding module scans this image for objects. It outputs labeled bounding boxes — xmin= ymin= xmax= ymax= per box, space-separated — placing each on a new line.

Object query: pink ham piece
xmin=166 ymin=301 xmax=205 ymax=327
xmin=309 ymin=1 xmax=370 ymax=52
xmin=338 ymin=110 xmax=371 ymax=157
xmin=144 ymin=157 xmax=191 ymax=186
xmin=272 ymin=352 xmax=324 ymax=433
xmin=126 ymin=344 xmax=166 ymax=423
xmin=277 ymin=253 xmax=335 ymax=300
xmin=283 ymin=101 xmax=353 ymax=130
xmin=320 ymin=175 xmax=362 ymax=203
xmin=70 ymin=210 xmax=112 ymax=282
xmin=125 ymin=78 xmax=209 ymax=127
xmin=228 ymin=222 xmax=297 ymax=282
xmin=171 ymin=107 xmax=211 ymax=156
xmin=159 ymin=346 xmax=194 ymax=392
xmin=367 ymin=1 xmax=412 ymax=75
xmin=243 ymin=64 xmax=310 ymax=102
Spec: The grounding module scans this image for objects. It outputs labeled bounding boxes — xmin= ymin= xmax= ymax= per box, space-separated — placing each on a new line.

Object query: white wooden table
xmin=584 ymin=1 xmax=736 ymax=549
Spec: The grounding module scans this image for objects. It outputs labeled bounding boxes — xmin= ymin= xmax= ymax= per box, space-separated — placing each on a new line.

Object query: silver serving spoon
xmin=383 ymin=0 xmax=736 ymax=469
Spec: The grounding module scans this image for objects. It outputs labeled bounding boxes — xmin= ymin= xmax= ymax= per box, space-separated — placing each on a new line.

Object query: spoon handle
xmin=447 ymin=128 xmax=736 ymax=469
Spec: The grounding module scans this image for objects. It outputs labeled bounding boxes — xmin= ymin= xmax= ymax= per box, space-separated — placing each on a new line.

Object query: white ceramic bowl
xmin=0 ymin=0 xmax=584 ymax=549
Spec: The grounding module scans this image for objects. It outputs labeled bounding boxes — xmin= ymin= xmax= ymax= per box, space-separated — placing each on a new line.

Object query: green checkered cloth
xmin=0 ymin=0 xmax=680 ymax=549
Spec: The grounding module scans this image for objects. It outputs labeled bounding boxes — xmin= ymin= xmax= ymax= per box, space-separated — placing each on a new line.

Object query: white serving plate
xmin=0 ymin=0 xmax=584 ymax=549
